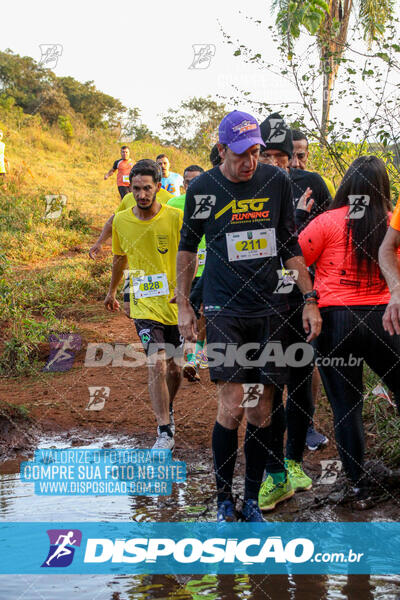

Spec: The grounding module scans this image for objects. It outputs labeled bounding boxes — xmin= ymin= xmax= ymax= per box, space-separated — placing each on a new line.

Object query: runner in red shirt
xmin=298 ymin=155 xmax=400 ymax=507
xmin=104 ymin=146 xmax=134 ymax=198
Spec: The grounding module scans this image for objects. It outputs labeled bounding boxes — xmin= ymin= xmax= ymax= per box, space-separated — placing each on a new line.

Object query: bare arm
xmin=104 ymin=168 xmax=116 ymax=180
xmin=176 ymin=250 xmax=198 ymax=342
xmin=284 ymin=254 xmax=322 ymax=342
xmin=379 ymin=227 xmax=400 ymax=335
xmin=104 ymin=254 xmax=128 ymax=312
xmin=89 ymin=214 xmax=114 ymax=259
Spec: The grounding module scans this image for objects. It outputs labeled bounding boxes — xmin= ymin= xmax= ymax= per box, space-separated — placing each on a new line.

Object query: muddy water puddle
xmin=0 ymin=433 xmax=399 ymax=599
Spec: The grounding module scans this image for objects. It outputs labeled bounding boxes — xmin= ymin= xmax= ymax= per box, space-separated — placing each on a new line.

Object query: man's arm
xmin=284 ymin=254 xmax=322 ymax=342
xmin=104 ymin=254 xmax=127 ymax=312
xmin=176 ymin=251 xmax=198 ymax=341
xmin=379 ymin=227 xmax=400 ymax=335
xmin=104 ymin=168 xmax=115 ymax=180
xmin=89 ymin=214 xmax=114 ymax=259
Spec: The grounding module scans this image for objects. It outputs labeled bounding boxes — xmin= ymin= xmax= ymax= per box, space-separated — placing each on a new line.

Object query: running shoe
xmin=242 ymin=499 xmax=265 ymax=522
xmin=217 ymin=499 xmax=237 ymax=522
xmin=196 ymin=350 xmax=208 ymax=370
xmin=152 ymin=431 xmax=174 ymax=451
xmin=285 ymin=459 xmax=312 ymax=491
xmin=258 ymin=475 xmax=294 ymax=512
xmin=182 ymin=360 xmax=200 ymax=382
xmin=306 ymin=426 xmax=329 ymax=451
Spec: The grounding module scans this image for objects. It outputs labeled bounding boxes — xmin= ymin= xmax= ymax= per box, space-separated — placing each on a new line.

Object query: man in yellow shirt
xmin=104 ymin=159 xmax=183 ymax=450
xmin=88 ymin=185 xmax=173 ymax=259
xmin=0 ymin=130 xmax=9 ymax=177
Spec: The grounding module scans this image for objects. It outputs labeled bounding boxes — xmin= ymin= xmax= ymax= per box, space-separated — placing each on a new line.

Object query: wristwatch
xmin=303 ymin=290 xmax=320 ymax=302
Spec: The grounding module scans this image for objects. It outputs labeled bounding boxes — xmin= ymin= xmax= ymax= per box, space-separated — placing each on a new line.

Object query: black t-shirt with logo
xmin=179 ymin=164 xmax=301 ymax=317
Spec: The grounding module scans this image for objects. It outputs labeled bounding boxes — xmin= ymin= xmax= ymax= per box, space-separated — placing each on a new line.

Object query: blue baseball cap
xmin=218 ymin=110 xmax=264 ymax=154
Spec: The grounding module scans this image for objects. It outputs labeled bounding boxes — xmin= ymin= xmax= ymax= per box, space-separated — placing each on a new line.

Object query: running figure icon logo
xmin=240 ymin=384 xmax=264 ymax=408
xmin=39 ymin=44 xmax=63 ymax=69
xmin=266 ymin=118 xmax=287 ymax=143
xmin=191 ymin=195 xmax=216 ymax=219
xmin=41 ymin=529 xmax=82 ymax=567
xmin=188 ymin=44 xmax=216 ymax=69
xmin=86 ymin=386 xmax=110 ymax=411
xmin=347 ymin=195 xmax=370 ymax=219
xmin=274 ymin=268 xmax=299 ymax=294
xmin=319 ymin=460 xmax=342 ymax=485
xmin=43 ymin=334 xmax=81 ymax=372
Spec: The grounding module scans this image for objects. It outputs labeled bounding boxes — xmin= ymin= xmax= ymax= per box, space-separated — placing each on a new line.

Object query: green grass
xmin=0 ymin=104 xmax=202 ymax=376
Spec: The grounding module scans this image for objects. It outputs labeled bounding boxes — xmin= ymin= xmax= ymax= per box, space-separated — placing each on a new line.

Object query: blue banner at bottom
xmin=0 ymin=522 xmax=399 ymax=574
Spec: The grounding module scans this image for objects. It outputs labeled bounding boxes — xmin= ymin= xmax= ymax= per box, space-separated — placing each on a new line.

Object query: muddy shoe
xmin=196 ymin=350 xmax=208 ymax=370
xmin=306 ymin=426 xmax=328 ymax=451
xmin=153 ymin=431 xmax=174 ymax=451
xmin=242 ymin=499 xmax=265 ymax=522
xmin=258 ymin=475 xmax=294 ymax=511
xmin=285 ymin=459 xmax=312 ymax=491
xmin=182 ymin=360 xmax=200 ymax=382
xmin=351 ymin=485 xmax=375 ymax=510
xmin=217 ymin=499 xmax=237 ymax=522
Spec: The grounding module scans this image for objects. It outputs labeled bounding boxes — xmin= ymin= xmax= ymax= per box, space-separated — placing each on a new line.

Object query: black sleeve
xmin=112 ymin=159 xmax=120 ymax=171
xmin=297 ymin=173 xmax=332 ymax=233
xmin=277 ymin=173 xmax=302 ymax=261
xmin=178 ymin=184 xmax=205 ymax=253
xmin=295 ymin=208 xmax=309 ymax=229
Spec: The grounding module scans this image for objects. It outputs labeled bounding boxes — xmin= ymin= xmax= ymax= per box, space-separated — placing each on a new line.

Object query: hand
xmin=104 ymin=174 xmax=108 ymax=180
xmin=89 ymin=242 xmax=101 ymax=260
xmin=297 ymin=187 xmax=314 ymax=213
xmin=178 ymin=303 xmax=197 ymax=342
xmin=302 ymin=302 xmax=322 ymax=342
xmin=383 ymin=293 xmax=400 ymax=335
xmin=104 ymin=293 xmax=120 ymax=312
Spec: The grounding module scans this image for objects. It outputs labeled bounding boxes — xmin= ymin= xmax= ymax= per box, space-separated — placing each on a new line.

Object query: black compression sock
xmin=212 ymin=421 xmax=238 ymax=503
xmin=159 ymin=424 xmax=173 ymax=438
xmin=244 ymin=422 xmax=270 ymax=500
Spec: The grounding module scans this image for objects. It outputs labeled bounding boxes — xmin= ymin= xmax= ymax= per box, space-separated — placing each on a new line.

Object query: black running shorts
xmin=134 ymin=319 xmax=184 ymax=358
xmin=205 ymin=313 xmax=290 ymax=385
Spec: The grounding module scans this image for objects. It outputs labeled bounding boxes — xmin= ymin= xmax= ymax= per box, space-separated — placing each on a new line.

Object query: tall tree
xmin=273 ymin=0 xmax=394 ymax=140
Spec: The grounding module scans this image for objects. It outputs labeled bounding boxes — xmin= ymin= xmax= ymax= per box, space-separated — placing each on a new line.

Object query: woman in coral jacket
xmin=297 ymin=155 xmax=400 ymax=506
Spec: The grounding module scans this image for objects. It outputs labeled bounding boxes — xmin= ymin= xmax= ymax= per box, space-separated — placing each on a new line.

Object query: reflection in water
xmin=0 ymin=436 xmax=400 ymax=599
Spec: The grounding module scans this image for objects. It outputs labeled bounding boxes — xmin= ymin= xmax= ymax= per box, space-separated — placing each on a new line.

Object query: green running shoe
xmin=258 ymin=475 xmax=294 ymax=512
xmin=285 ymin=459 xmax=312 ymax=491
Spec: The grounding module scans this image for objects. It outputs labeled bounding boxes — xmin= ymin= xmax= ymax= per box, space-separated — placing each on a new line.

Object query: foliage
xmin=0 ymin=49 xmax=130 ymax=130
xmin=161 ymin=96 xmax=227 ymax=160
xmin=58 ymin=115 xmax=74 ymax=143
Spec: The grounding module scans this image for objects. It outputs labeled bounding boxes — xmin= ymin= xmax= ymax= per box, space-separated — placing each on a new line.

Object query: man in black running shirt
xmin=176 ymin=110 xmax=321 ymax=522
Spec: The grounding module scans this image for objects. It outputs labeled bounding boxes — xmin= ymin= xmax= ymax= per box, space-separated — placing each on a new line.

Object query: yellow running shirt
xmin=115 ymin=188 xmax=173 ymax=213
xmin=112 ymin=204 xmax=183 ymax=324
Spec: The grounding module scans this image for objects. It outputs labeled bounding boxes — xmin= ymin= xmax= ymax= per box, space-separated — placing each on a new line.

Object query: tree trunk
xmin=319 ymin=0 xmax=353 ymax=145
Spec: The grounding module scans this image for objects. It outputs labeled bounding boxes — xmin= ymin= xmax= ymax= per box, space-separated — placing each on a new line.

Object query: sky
xmin=1 ymin=0 xmax=399 ymax=137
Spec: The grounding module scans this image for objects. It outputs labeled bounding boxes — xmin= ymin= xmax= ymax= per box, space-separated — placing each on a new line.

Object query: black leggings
xmin=265 ymin=305 xmax=315 ymax=472
xmin=316 ymin=307 xmax=400 ymax=484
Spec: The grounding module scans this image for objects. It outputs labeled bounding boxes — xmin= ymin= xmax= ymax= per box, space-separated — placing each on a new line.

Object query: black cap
xmin=259 ymin=113 xmax=293 ymax=159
